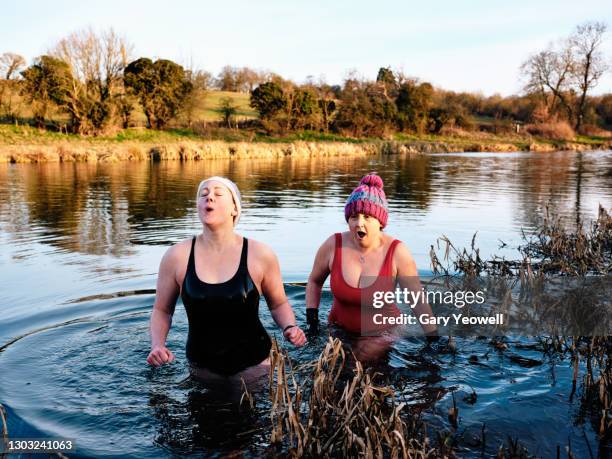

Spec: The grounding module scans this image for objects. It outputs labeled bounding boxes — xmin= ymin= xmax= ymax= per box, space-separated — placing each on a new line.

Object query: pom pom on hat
xmin=360 ymin=174 xmax=384 ymax=189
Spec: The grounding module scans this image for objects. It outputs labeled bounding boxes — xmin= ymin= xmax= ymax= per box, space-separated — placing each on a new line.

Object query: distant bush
xmin=578 ymin=124 xmax=612 ymax=138
xmin=525 ymin=121 xmax=575 ymax=141
xmin=439 ymin=126 xmax=480 ymax=138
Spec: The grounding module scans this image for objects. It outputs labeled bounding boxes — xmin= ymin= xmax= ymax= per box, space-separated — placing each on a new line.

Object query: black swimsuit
xmin=181 ymin=236 xmax=272 ymax=375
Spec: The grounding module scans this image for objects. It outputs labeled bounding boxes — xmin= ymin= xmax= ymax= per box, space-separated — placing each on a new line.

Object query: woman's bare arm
xmin=147 ymin=245 xmax=180 ymax=366
xmin=305 ymin=236 xmax=333 ymax=311
xmin=395 ymin=243 xmax=438 ymax=336
xmin=257 ymin=242 xmax=306 ymax=347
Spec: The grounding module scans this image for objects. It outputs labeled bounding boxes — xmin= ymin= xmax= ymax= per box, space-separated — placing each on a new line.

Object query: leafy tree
xmin=396 ymin=81 xmax=433 ymax=133
xmin=333 ymin=79 xmax=398 ymax=137
xmin=376 ymin=66 xmax=399 ymax=98
xmin=376 ymin=67 xmax=396 ymax=86
xmin=429 ymin=102 xmax=472 ymax=133
xmin=124 ymin=58 xmax=192 ymax=129
xmin=219 ymin=96 xmax=237 ymax=128
xmin=250 ymin=82 xmax=286 ymax=119
xmin=115 ymin=93 xmax=133 ymax=128
xmin=315 ymin=83 xmax=337 ymax=133
xmin=124 ymin=58 xmax=156 ymax=127
xmin=287 ymin=88 xmax=318 ymax=129
xmin=20 ymin=55 xmax=73 ymax=126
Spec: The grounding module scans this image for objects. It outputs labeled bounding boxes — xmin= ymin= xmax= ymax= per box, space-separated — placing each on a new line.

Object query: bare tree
xmin=217 ymin=65 xmax=237 ymax=91
xmin=570 ymin=21 xmax=608 ymax=131
xmin=187 ymin=69 xmax=213 ymax=91
xmin=50 ymin=28 xmax=133 ymax=132
xmin=0 ymin=53 xmax=26 ymax=119
xmin=180 ymin=68 xmax=211 ymax=127
xmin=520 ymin=21 xmax=609 ymax=129
xmin=520 ymin=45 xmax=575 ymax=122
xmin=52 ymin=28 xmax=131 ymax=96
xmin=237 ymin=67 xmax=261 ymax=92
xmin=0 ymin=53 xmax=26 ymax=80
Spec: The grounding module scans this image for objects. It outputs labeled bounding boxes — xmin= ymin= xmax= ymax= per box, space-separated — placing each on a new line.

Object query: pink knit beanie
xmin=344 ymin=174 xmax=389 ymax=228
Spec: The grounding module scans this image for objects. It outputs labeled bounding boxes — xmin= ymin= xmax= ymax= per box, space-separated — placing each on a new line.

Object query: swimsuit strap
xmin=238 ymin=237 xmax=249 ymax=274
xmin=380 ymin=239 xmax=401 ymax=277
xmin=333 ymin=232 xmax=343 ymax=272
xmin=187 ymin=235 xmax=197 ymax=275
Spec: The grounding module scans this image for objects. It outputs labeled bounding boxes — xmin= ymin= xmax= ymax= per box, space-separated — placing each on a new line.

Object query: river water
xmin=0 ymin=150 xmax=610 ymax=457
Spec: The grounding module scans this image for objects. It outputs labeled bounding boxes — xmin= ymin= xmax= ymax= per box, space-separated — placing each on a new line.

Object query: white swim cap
xmin=196 ymin=176 xmax=242 ymax=226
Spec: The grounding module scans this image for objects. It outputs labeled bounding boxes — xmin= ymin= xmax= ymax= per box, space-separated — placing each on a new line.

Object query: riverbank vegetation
xmin=259 ymin=207 xmax=611 ymax=456
xmin=0 ymin=21 xmax=610 ymax=154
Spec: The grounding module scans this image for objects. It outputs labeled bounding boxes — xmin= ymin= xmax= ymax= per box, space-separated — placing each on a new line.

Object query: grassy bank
xmin=0 ymin=124 xmax=610 ymax=163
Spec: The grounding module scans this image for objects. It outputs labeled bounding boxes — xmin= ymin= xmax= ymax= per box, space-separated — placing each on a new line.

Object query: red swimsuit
xmin=329 ymin=233 xmax=401 ymax=333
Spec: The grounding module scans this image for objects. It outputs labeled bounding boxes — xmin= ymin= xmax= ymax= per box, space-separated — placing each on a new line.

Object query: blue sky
xmin=2 ymin=0 xmax=611 ymax=95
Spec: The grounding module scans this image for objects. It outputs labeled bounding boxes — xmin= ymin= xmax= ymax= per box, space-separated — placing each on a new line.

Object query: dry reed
xmin=430 ymin=205 xmax=611 ymax=277
xmin=267 ymin=338 xmax=438 ymax=458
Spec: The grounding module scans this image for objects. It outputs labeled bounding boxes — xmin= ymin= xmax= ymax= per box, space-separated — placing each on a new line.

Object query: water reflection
xmin=1 ymin=152 xmax=609 ymax=261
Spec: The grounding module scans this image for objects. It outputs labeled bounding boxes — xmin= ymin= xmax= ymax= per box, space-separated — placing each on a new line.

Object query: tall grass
xmin=267 ymin=338 xmax=435 ymax=457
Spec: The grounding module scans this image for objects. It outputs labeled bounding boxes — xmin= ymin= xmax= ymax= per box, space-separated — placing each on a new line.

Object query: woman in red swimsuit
xmin=305 ymin=174 xmax=437 ymax=360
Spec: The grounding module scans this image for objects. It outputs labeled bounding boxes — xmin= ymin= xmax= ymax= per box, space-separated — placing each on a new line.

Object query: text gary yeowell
xmin=371 ymin=312 xmax=505 ymax=326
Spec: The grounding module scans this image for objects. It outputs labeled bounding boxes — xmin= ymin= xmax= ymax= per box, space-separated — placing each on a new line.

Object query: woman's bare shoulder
xmin=390 ymin=239 xmax=418 ymax=274
xmin=390 ymin=238 xmax=412 ymax=256
xmin=319 ymin=233 xmax=338 ymax=269
xmin=323 ymin=233 xmax=338 ymax=249
xmin=162 ymin=238 xmax=192 ymax=264
xmin=246 ymin=237 xmax=277 ymax=263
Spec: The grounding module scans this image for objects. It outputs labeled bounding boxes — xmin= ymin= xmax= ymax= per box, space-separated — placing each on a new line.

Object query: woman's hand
xmin=283 ymin=325 xmax=307 ymax=347
xmin=147 ymin=344 xmax=175 ymax=366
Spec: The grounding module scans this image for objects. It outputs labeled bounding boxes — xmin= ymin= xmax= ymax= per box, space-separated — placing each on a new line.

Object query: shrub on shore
xmin=578 ymin=123 xmax=612 ymax=138
xmin=525 ymin=121 xmax=575 ymax=141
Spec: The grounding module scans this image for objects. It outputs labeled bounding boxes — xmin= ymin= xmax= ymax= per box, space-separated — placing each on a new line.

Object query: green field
xmin=199 ymin=91 xmax=257 ymax=120
xmin=116 ymin=90 xmax=258 ymax=125
xmin=0 ymin=89 xmax=258 ymax=127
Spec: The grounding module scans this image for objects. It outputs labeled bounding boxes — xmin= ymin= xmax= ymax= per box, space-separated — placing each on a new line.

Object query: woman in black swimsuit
xmin=147 ymin=176 xmax=306 ymax=379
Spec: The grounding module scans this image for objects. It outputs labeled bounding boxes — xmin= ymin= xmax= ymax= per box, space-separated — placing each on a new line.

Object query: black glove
xmin=306 ymin=308 xmax=319 ymax=334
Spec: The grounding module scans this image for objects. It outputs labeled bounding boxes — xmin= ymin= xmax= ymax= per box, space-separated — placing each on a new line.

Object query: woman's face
xmin=197 ymin=180 xmax=236 ymax=227
xmin=348 ymin=213 xmax=382 ymax=245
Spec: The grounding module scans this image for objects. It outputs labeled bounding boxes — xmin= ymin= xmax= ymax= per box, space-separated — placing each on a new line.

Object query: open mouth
xmin=357 ymin=230 xmax=367 ymax=239
xmin=205 ymin=206 xmax=214 ymax=212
